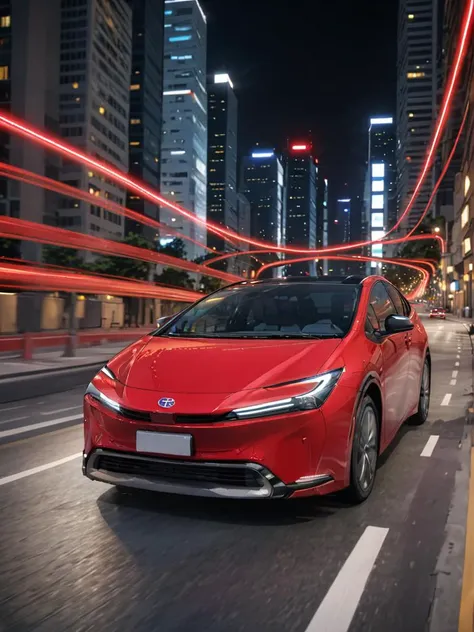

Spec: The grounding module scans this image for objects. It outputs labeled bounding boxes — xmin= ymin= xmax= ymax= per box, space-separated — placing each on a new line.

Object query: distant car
xmin=429 ymin=308 xmax=446 ymax=319
xmin=83 ymin=275 xmax=430 ymax=504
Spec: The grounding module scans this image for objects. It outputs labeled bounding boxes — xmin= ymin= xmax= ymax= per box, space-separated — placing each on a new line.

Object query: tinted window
xmin=385 ymin=283 xmax=405 ymax=315
xmin=160 ymin=283 xmax=361 ymax=339
xmin=369 ymin=282 xmax=397 ymax=332
xmin=366 ymin=305 xmax=380 ymax=334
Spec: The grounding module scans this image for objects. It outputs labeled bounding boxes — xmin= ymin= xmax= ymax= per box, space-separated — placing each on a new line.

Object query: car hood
xmin=108 ymin=336 xmax=343 ymax=394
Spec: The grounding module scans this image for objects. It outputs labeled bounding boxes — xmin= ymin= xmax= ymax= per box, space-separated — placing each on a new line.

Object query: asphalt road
xmin=0 ymin=315 xmax=471 ymax=632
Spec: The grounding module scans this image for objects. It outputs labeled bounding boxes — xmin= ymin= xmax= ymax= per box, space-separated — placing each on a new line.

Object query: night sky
xmin=201 ymin=0 xmax=398 ymax=201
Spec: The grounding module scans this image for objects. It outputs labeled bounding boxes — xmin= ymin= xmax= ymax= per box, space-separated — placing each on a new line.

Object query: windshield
xmin=157 ymin=282 xmax=360 ymax=339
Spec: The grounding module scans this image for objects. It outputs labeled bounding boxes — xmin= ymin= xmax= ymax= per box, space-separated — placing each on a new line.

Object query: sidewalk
xmin=0 ymin=340 xmax=136 ymax=380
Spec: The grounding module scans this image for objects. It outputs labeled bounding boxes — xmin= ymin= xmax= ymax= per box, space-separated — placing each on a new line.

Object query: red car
xmin=83 ymin=275 xmax=430 ymax=503
xmin=429 ymin=308 xmax=446 ymax=319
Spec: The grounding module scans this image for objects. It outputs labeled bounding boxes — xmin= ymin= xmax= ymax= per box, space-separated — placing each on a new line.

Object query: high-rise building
xmin=58 ymin=0 xmax=132 ymax=242
xmin=397 ymin=0 xmax=438 ymax=230
xmin=284 ymin=142 xmax=317 ymax=275
xmin=0 ymin=0 xmax=61 ymax=260
xmin=207 ymin=72 xmax=238 ymax=255
xmin=316 ymin=174 xmax=329 ymax=275
xmin=159 ymin=0 xmax=207 ymax=260
xmin=241 ymin=148 xmax=285 ymax=247
xmin=364 ymin=117 xmax=396 ymax=269
xmin=336 ymin=198 xmax=351 ymax=243
xmin=126 ymin=0 xmax=165 ymax=242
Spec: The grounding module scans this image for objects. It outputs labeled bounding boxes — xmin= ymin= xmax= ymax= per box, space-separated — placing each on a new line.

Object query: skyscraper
xmin=0 ymin=0 xmax=61 ymax=260
xmin=207 ymin=72 xmax=238 ymax=255
xmin=241 ymin=149 xmax=285 ymax=247
xmin=336 ymin=198 xmax=351 ymax=244
xmin=59 ymin=0 xmax=132 ymax=241
xmin=397 ymin=0 xmax=438 ymax=230
xmin=364 ymin=117 xmax=396 ymax=268
xmin=160 ymin=0 xmax=207 ymax=259
xmin=316 ymin=174 xmax=329 ymax=275
xmin=284 ymin=141 xmax=317 ymax=275
xmin=126 ymin=0 xmax=165 ymax=242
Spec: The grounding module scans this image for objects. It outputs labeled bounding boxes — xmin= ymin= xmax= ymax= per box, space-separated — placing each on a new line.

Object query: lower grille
xmin=95 ymin=454 xmax=265 ymax=489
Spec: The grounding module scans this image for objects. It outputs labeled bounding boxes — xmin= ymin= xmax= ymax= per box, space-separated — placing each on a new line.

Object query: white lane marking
xmin=0 ymin=453 xmax=82 ymax=487
xmin=453 ymin=370 xmax=459 ymax=378
xmin=447 ymin=331 xmax=453 ymax=342
xmin=0 ymin=414 xmax=83 ymax=439
xmin=457 ymin=355 xmax=461 ymax=359
xmin=0 ymin=405 xmax=25 ymax=413
xmin=0 ymin=416 xmax=29 ymax=426
xmin=450 ymin=379 xmax=457 ymax=386
xmin=441 ymin=394 xmax=452 ymax=406
xmin=421 ymin=435 xmax=440 ymax=458
xmin=305 ymin=526 xmax=389 ymax=632
xmin=40 ymin=406 xmax=82 ymax=416
xmin=455 ymin=362 xmax=460 ymax=367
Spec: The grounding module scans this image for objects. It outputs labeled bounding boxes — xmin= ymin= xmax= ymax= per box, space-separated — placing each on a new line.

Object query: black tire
xmin=346 ymin=396 xmax=379 ymax=504
xmin=408 ymin=358 xmax=430 ymax=426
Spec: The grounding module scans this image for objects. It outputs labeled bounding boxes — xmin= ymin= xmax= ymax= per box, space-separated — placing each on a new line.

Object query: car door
xmin=368 ymin=282 xmax=411 ymax=442
xmin=385 ymin=283 xmax=420 ymax=417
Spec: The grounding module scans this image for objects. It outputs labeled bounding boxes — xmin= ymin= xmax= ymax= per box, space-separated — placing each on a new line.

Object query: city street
xmin=0 ymin=315 xmax=471 ymax=632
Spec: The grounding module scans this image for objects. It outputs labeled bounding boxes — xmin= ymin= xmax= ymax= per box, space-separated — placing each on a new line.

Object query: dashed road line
xmin=0 ymin=416 xmax=29 ymax=426
xmin=0 ymin=405 xmax=25 ymax=413
xmin=441 ymin=394 xmax=452 ymax=406
xmin=0 ymin=414 xmax=83 ymax=439
xmin=450 ymin=379 xmax=457 ymax=386
xmin=453 ymin=370 xmax=459 ymax=378
xmin=455 ymin=362 xmax=460 ymax=367
xmin=40 ymin=406 xmax=82 ymax=416
xmin=304 ymin=526 xmax=389 ymax=632
xmin=421 ymin=435 xmax=439 ymax=457
xmin=0 ymin=453 xmax=82 ymax=487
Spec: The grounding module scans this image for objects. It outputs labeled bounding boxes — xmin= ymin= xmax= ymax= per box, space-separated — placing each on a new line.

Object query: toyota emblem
xmin=158 ymin=397 xmax=175 ymax=409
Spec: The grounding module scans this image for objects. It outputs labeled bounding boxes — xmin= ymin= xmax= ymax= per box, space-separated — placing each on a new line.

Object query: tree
xmin=199 ymin=276 xmax=222 ymax=294
xmin=158 ymin=237 xmax=187 ymax=259
xmin=91 ymin=233 xmax=154 ymax=280
xmin=43 ymin=245 xmax=84 ymax=269
xmin=0 ymin=238 xmax=21 ymax=259
xmin=155 ymin=268 xmax=195 ymax=289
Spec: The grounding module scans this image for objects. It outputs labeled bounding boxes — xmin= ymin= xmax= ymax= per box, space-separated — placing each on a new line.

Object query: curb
xmin=0 ymin=361 xmax=106 ymax=382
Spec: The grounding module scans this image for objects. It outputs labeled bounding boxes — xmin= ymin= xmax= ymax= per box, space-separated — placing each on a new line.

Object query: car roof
xmin=241 ymin=275 xmax=376 ymax=287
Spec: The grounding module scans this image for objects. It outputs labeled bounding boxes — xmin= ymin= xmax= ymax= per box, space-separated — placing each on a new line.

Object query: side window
xmin=401 ymin=295 xmax=411 ymax=317
xmin=385 ymin=283 xmax=404 ymax=315
xmin=365 ymin=304 xmax=380 ymax=335
xmin=369 ymin=282 xmax=397 ymax=332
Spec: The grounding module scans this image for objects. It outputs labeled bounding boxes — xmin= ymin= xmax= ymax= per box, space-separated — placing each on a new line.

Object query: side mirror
xmin=385 ymin=315 xmax=414 ymax=334
xmin=156 ymin=315 xmax=173 ymax=329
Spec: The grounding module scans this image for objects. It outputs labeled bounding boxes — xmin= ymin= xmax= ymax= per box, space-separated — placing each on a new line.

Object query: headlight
xmin=231 ymin=369 xmax=343 ymax=420
xmin=85 ymin=367 xmax=122 ymax=414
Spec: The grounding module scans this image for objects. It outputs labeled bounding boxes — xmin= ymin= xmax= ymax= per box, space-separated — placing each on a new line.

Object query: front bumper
xmin=83 ymin=449 xmax=333 ymax=499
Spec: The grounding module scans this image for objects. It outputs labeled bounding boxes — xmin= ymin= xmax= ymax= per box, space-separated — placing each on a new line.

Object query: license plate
xmin=136 ymin=431 xmax=192 ymax=457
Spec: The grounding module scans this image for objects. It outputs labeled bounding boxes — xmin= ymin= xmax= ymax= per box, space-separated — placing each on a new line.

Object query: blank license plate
xmin=136 ymin=431 xmax=192 ymax=457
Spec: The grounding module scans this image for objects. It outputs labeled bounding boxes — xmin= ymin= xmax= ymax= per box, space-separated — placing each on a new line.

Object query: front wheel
xmin=409 ymin=359 xmax=430 ymax=426
xmin=346 ymin=396 xmax=379 ymax=504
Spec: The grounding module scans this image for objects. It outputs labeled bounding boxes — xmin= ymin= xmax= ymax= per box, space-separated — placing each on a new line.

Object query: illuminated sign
xmin=291 ymin=144 xmax=309 ymax=151
xmin=252 ymin=151 xmax=274 ymax=159
xmin=214 ymin=73 xmax=233 ymax=89
xmin=370 ymin=117 xmax=393 ymax=125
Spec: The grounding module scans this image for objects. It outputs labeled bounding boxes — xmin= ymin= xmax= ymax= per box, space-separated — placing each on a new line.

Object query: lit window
xmin=99 ymin=106 xmax=105 ymax=115
xmin=408 ymin=113 xmax=414 ymax=118
xmin=465 ymin=175 xmax=471 ymax=196
xmin=169 ymin=35 xmax=192 ymax=42
xmin=464 ymin=237 xmax=472 ymax=255
xmin=372 ymin=180 xmax=384 ymax=192
xmin=130 ymin=84 xmax=141 ymax=91
xmin=371 ymin=213 xmax=384 ymax=228
xmin=0 ymin=65 xmax=8 ymax=80
xmin=462 ymin=205 xmax=469 ymax=227
xmin=130 ymin=118 xmax=141 ymax=125
xmin=372 ymin=163 xmax=385 ymax=178
xmin=372 ymin=194 xmax=384 ymax=210
xmin=407 ymin=72 xmax=426 ymax=79
xmin=129 ymin=141 xmax=140 ymax=147
xmin=408 ymin=13 xmax=415 ymax=19
xmin=72 ymin=82 xmax=79 ymax=89
xmin=0 ymin=16 xmax=10 ymax=28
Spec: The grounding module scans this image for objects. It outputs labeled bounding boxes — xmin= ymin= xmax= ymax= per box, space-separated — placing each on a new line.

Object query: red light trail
xmin=0 ymin=0 xmax=470 ymax=259
xmin=0 ymin=216 xmax=241 ymax=284
xmin=0 ymin=262 xmax=201 ymax=302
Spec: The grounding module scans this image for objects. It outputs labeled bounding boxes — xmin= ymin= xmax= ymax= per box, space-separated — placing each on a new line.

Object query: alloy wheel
xmin=420 ymin=362 xmax=430 ymax=419
xmin=356 ymin=407 xmax=378 ymax=491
